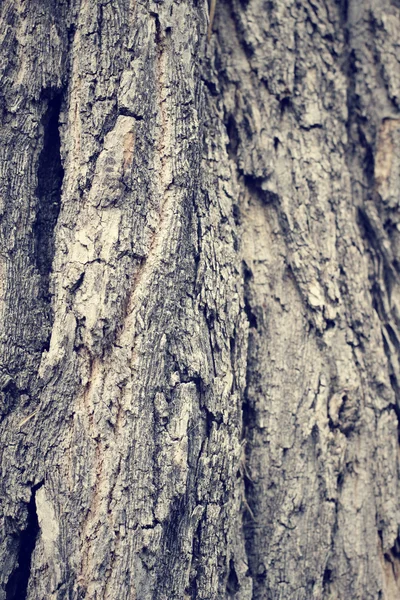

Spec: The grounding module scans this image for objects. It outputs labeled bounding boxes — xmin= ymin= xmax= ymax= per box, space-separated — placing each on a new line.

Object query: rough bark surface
xmin=1 ymin=1 xmax=400 ymax=599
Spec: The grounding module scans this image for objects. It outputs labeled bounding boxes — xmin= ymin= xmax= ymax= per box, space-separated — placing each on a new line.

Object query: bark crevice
xmin=5 ymin=481 xmax=43 ymax=600
xmin=33 ymin=92 xmax=64 ymax=307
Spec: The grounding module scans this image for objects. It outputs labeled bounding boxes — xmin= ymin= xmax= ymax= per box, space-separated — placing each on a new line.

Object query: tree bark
xmin=1 ymin=0 xmax=400 ymax=598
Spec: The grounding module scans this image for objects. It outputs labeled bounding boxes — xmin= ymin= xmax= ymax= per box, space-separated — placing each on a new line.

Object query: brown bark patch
xmin=375 ymin=118 xmax=400 ymax=195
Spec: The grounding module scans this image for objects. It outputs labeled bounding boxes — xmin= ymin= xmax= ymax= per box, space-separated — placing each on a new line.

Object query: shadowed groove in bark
xmin=358 ymin=206 xmax=400 ymax=440
xmin=226 ymin=558 xmax=240 ymax=596
xmin=241 ymin=275 xmax=259 ymax=590
xmin=5 ymin=482 xmax=43 ymax=600
xmin=241 ymin=393 xmax=259 ymax=591
xmin=33 ymin=92 xmax=63 ymax=306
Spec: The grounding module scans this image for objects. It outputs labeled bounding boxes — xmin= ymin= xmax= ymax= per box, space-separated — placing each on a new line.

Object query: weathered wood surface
xmin=0 ymin=0 xmax=400 ymax=598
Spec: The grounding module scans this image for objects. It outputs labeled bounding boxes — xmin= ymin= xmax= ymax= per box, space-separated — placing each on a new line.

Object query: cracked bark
xmin=1 ymin=0 xmax=400 ymax=599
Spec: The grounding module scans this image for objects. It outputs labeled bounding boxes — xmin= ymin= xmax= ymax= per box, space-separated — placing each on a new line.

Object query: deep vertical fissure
xmin=241 ymin=267 xmax=259 ymax=595
xmin=5 ymin=482 xmax=43 ymax=600
xmin=33 ymin=93 xmax=64 ymax=305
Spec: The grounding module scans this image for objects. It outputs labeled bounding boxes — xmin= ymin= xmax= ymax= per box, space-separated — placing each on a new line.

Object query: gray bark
xmin=0 ymin=0 xmax=400 ymax=598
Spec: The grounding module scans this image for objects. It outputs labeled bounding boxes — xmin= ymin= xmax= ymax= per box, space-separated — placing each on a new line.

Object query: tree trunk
xmin=1 ymin=0 xmax=400 ymax=598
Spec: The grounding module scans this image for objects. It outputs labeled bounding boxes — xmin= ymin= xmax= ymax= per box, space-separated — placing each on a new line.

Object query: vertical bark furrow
xmin=33 ymin=94 xmax=63 ymax=287
xmin=0 ymin=3 xmax=69 ymax=598
xmin=5 ymin=483 xmax=42 ymax=600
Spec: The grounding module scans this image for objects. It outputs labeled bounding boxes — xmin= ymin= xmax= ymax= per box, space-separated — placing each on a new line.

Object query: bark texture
xmin=1 ymin=0 xmax=400 ymax=599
